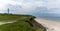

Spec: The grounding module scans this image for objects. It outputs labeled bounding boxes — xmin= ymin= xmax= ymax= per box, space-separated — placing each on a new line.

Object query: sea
xmin=15 ymin=12 xmax=60 ymax=22
xmin=30 ymin=13 xmax=60 ymax=22
xmin=38 ymin=17 xmax=60 ymax=22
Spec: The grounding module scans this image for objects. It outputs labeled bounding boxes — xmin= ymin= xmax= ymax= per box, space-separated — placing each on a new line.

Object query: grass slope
xmin=0 ymin=13 xmax=46 ymax=31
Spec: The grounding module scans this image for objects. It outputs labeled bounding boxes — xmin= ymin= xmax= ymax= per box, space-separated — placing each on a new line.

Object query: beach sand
xmin=35 ymin=18 xmax=60 ymax=31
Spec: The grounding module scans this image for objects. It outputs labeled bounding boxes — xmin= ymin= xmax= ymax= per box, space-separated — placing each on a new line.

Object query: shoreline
xmin=35 ymin=18 xmax=60 ymax=31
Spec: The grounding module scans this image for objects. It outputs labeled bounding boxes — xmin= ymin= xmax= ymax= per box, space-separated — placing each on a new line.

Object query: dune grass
xmin=0 ymin=13 xmax=46 ymax=31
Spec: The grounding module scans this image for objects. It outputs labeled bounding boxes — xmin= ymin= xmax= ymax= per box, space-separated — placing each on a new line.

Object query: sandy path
xmin=0 ymin=21 xmax=16 ymax=25
xmin=35 ymin=18 xmax=60 ymax=31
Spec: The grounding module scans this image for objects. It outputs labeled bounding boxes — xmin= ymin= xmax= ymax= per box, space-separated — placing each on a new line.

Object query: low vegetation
xmin=0 ymin=13 xmax=46 ymax=31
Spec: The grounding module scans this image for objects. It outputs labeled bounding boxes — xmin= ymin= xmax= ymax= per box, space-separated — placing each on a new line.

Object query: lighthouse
xmin=7 ymin=8 xmax=9 ymax=14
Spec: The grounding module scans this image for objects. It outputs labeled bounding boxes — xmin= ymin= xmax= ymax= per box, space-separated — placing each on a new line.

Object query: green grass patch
xmin=0 ymin=13 xmax=45 ymax=31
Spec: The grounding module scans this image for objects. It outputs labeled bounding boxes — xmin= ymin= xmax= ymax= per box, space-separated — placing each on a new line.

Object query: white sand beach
xmin=35 ymin=18 xmax=60 ymax=31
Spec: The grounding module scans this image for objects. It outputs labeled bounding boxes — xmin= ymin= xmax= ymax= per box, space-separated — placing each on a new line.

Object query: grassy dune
xmin=0 ymin=13 xmax=46 ymax=31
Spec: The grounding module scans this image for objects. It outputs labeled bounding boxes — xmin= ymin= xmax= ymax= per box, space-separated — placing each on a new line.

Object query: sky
xmin=0 ymin=0 xmax=60 ymax=15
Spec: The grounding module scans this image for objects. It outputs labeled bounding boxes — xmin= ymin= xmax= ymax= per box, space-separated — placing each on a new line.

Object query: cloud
xmin=0 ymin=0 xmax=46 ymax=14
xmin=0 ymin=0 xmax=60 ymax=15
xmin=46 ymin=0 xmax=60 ymax=8
xmin=5 ymin=0 xmax=46 ymax=14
